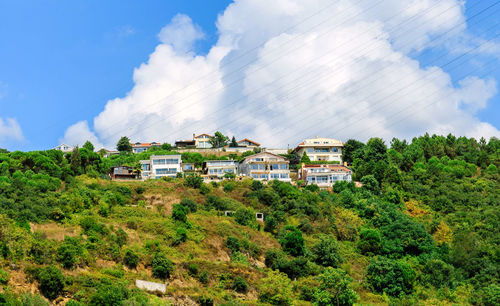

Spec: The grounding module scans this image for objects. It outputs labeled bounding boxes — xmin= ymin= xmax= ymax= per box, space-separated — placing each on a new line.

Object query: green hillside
xmin=0 ymin=134 xmax=498 ymax=305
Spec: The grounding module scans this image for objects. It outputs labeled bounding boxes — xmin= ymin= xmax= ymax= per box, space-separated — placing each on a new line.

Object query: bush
xmin=234 ymin=208 xmax=254 ymax=226
xmin=197 ymin=296 xmax=214 ymax=306
xmin=199 ymin=183 xmax=211 ymax=195
xmin=123 ymin=249 xmax=139 ymax=269
xmin=251 ymin=180 xmax=263 ymax=191
xmin=173 ymin=227 xmax=188 ymax=245
xmin=225 ymin=236 xmax=240 ymax=253
xmin=37 ymin=266 xmax=65 ymax=300
xmin=232 ymin=276 xmax=248 ymax=293
xmin=314 ymin=267 xmax=359 ymax=306
xmin=223 ymin=183 xmax=235 ymax=193
xmin=184 ymin=174 xmax=203 ymax=189
xmin=198 ymin=270 xmax=209 ymax=284
xmin=264 ymin=215 xmax=278 ymax=233
xmin=258 ymin=271 xmax=293 ymax=305
xmin=57 ymin=237 xmax=83 ymax=269
xmin=265 ymin=248 xmax=287 ymax=270
xmin=279 ymin=226 xmax=305 ymax=257
xmin=357 ymin=228 xmax=382 ymax=255
xmin=172 ymin=204 xmax=187 ymax=223
xmin=422 ymin=259 xmax=454 ymax=289
xmin=366 ymin=257 xmax=416 ymax=297
xmin=311 ymin=235 xmax=343 ymax=268
xmin=152 ymin=253 xmax=174 ymax=279
xmin=188 ymin=263 xmax=198 ymax=276
xmin=89 ymin=284 xmax=128 ymax=305
xmin=361 ymin=175 xmax=379 ymax=194
xmin=21 ymin=293 xmax=49 ymax=306
xmin=0 ymin=269 xmax=8 ymax=284
xmin=180 ymin=198 xmax=197 ymax=213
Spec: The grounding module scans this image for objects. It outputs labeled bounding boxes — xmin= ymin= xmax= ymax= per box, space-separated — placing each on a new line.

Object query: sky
xmin=0 ymin=0 xmax=499 ymax=151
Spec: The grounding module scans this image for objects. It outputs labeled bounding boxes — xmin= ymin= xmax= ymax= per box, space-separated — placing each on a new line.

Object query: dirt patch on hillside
xmin=30 ymin=223 xmax=79 ymax=241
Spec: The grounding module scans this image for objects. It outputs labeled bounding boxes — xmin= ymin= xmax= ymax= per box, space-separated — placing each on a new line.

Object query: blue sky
xmin=0 ymin=0 xmax=499 ymax=151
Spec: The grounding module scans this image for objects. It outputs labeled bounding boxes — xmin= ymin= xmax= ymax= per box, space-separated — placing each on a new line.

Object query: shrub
xmin=123 ymin=249 xmax=139 ymax=269
xmin=0 ymin=269 xmax=8 ymax=284
xmin=180 ymin=198 xmax=197 ymax=213
xmin=357 ymin=228 xmax=382 ymax=255
xmin=311 ymin=235 xmax=343 ymax=268
xmin=89 ymin=284 xmax=128 ymax=305
xmin=199 ymin=183 xmax=211 ymax=195
xmin=223 ymin=183 xmax=235 ymax=193
xmin=172 ymin=204 xmax=187 ymax=223
xmin=251 ymin=180 xmax=263 ymax=191
xmin=185 ymin=174 xmax=203 ymax=189
xmin=197 ymin=296 xmax=214 ymax=306
xmin=366 ymin=257 xmax=416 ymax=297
xmin=258 ymin=270 xmax=293 ymax=305
xmin=232 ymin=276 xmax=248 ymax=293
xmin=173 ymin=227 xmax=188 ymax=245
xmin=234 ymin=208 xmax=254 ymax=226
xmin=188 ymin=263 xmax=198 ymax=276
xmin=21 ymin=293 xmax=49 ymax=306
xmin=57 ymin=237 xmax=83 ymax=269
xmin=37 ymin=266 xmax=65 ymax=300
xmin=314 ymin=267 xmax=359 ymax=306
xmin=279 ymin=226 xmax=305 ymax=257
xmin=152 ymin=253 xmax=174 ymax=279
xmin=264 ymin=215 xmax=278 ymax=233
xmin=225 ymin=236 xmax=240 ymax=253
xmin=422 ymin=259 xmax=454 ymax=289
xmin=265 ymin=248 xmax=287 ymax=270
xmin=361 ymin=175 xmax=379 ymax=194
xmin=198 ymin=270 xmax=209 ymax=284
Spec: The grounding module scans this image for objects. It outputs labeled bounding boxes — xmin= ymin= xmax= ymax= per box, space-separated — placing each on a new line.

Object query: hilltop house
xmin=132 ymin=142 xmax=160 ymax=154
xmin=239 ymin=152 xmax=290 ymax=182
xmin=203 ymin=160 xmax=238 ymax=179
xmin=53 ymin=144 xmax=74 ymax=153
xmin=140 ymin=155 xmax=182 ymax=179
xmin=236 ymin=138 xmax=260 ymax=148
xmin=194 ymin=133 xmax=212 ymax=149
xmin=295 ymin=137 xmax=343 ymax=162
xmin=299 ymin=163 xmax=352 ymax=189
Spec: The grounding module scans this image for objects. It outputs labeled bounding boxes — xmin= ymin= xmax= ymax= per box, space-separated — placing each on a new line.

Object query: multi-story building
xmin=295 ymin=137 xmax=343 ymax=162
xmin=203 ymin=160 xmax=238 ymax=179
xmin=239 ymin=152 xmax=291 ymax=182
xmin=194 ymin=133 xmax=212 ymax=149
xmin=299 ymin=164 xmax=352 ymax=188
xmin=140 ymin=155 xmax=182 ymax=179
xmin=53 ymin=144 xmax=74 ymax=153
xmin=132 ymin=142 xmax=160 ymax=154
xmin=109 ymin=166 xmax=137 ymax=180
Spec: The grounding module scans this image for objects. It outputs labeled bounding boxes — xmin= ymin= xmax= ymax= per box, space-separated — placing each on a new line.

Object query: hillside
xmin=0 ymin=134 xmax=498 ymax=305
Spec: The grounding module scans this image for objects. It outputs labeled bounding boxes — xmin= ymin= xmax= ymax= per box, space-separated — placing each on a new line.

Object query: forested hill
xmin=0 ymin=134 xmax=498 ymax=305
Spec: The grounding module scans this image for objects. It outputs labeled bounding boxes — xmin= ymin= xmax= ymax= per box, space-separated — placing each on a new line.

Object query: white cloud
xmin=60 ymin=120 xmax=104 ymax=150
xmin=0 ymin=117 xmax=24 ymax=145
xmin=63 ymin=0 xmax=499 ymax=148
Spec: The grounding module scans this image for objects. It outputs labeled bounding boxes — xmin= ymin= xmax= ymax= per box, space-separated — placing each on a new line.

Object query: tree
xmin=314 ymin=268 xmax=359 ymax=306
xmin=366 ymin=256 xmax=416 ymax=297
xmin=116 ymin=136 xmax=132 ymax=153
xmin=172 ymin=204 xmax=188 ymax=223
xmin=70 ymin=147 xmax=81 ymax=175
xmin=312 ymin=235 xmax=343 ymax=268
xmin=83 ymin=141 xmax=94 ymax=152
xmin=37 ymin=266 xmax=65 ymax=300
xmin=184 ymin=174 xmax=203 ymax=189
xmin=258 ymin=271 xmax=293 ymax=306
xmin=152 ymin=253 xmax=174 ymax=279
xmin=229 ymin=136 xmax=239 ymax=147
xmin=357 ymin=229 xmax=382 ymax=255
xmin=342 ymin=139 xmax=365 ymax=165
xmin=279 ymin=226 xmax=305 ymax=256
xmin=360 ymin=175 xmax=379 ymax=194
xmin=123 ymin=249 xmax=139 ymax=269
xmin=209 ymin=131 xmax=229 ymax=148
xmin=300 ymin=152 xmax=311 ymax=163
xmin=161 ymin=143 xmax=173 ymax=151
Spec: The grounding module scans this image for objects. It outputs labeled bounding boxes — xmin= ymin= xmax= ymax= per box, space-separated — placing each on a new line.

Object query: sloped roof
xmin=239 ymin=151 xmax=287 ymax=163
xmin=237 ymin=138 xmax=261 ymax=146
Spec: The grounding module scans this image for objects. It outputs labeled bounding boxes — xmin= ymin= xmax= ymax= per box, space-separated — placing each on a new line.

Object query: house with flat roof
xmin=239 ymin=152 xmax=290 ymax=182
xmin=53 ymin=144 xmax=74 ymax=153
xmin=132 ymin=142 xmax=160 ymax=154
xmin=140 ymin=155 xmax=182 ymax=179
xmin=203 ymin=160 xmax=238 ymax=179
xmin=109 ymin=166 xmax=138 ymax=180
xmin=295 ymin=137 xmax=343 ymax=162
xmin=299 ymin=163 xmax=352 ymax=188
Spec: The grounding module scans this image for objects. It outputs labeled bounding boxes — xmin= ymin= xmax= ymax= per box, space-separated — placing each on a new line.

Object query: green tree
xmin=342 ymin=139 xmax=365 ymax=165
xmin=37 ymin=266 xmax=65 ymax=300
xmin=314 ymin=268 xmax=359 ymax=306
xmin=116 ymin=136 xmax=132 ymax=153
xmin=123 ymin=249 xmax=139 ymax=269
xmin=279 ymin=226 xmax=305 ymax=257
xmin=172 ymin=204 xmax=187 ymax=223
xmin=161 ymin=143 xmax=173 ymax=151
xmin=70 ymin=147 xmax=81 ymax=175
xmin=360 ymin=175 xmax=379 ymax=194
xmin=184 ymin=174 xmax=203 ymax=189
xmin=357 ymin=229 xmax=382 ymax=255
xmin=311 ymin=235 xmax=343 ymax=268
xmin=229 ymin=136 xmax=239 ymax=147
xmin=258 ymin=271 xmax=293 ymax=306
xmin=151 ymin=253 xmax=174 ymax=279
xmin=366 ymin=257 xmax=416 ymax=297
xmin=83 ymin=141 xmax=94 ymax=152
xmin=300 ymin=152 xmax=311 ymax=163
xmin=209 ymin=131 xmax=229 ymax=148
xmin=234 ymin=208 xmax=254 ymax=226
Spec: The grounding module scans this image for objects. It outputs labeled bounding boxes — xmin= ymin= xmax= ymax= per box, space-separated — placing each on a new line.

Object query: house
xmin=239 ymin=152 xmax=291 ymax=182
xmin=237 ymin=138 xmax=260 ymax=148
xmin=53 ymin=144 xmax=74 ymax=153
xmin=182 ymin=163 xmax=196 ymax=173
xmin=298 ymin=163 xmax=352 ymax=189
xmin=103 ymin=149 xmax=120 ymax=158
xmin=109 ymin=166 xmax=137 ymax=180
xmin=140 ymin=155 xmax=182 ymax=179
xmin=132 ymin=142 xmax=160 ymax=154
xmin=295 ymin=137 xmax=343 ymax=162
xmin=203 ymin=160 xmax=238 ymax=179
xmin=194 ymin=133 xmax=212 ymax=149
xmin=174 ymin=139 xmax=196 ymax=148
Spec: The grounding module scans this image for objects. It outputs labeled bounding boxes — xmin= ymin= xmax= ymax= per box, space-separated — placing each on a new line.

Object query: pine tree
xmin=230 ymin=136 xmax=238 ymax=147
xmin=70 ymin=147 xmax=81 ymax=175
xmin=300 ymin=152 xmax=311 ymax=163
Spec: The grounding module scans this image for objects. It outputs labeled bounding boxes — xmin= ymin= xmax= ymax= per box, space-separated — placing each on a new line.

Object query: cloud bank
xmin=63 ymin=0 xmax=500 ymax=149
xmin=0 ymin=117 xmax=24 ymax=146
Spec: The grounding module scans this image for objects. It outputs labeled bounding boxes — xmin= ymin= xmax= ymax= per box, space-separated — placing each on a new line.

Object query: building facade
xmin=295 ymin=137 xmax=343 ymax=162
xmin=132 ymin=142 xmax=160 ymax=154
xmin=237 ymin=138 xmax=260 ymax=148
xmin=203 ymin=160 xmax=238 ymax=179
xmin=109 ymin=166 xmax=137 ymax=180
xmin=194 ymin=133 xmax=212 ymax=149
xmin=53 ymin=144 xmax=74 ymax=153
xmin=239 ymin=152 xmax=291 ymax=182
xmin=140 ymin=155 xmax=182 ymax=179
xmin=299 ymin=164 xmax=352 ymax=188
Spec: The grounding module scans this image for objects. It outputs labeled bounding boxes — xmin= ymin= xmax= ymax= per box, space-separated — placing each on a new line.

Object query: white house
xmin=140 ymin=155 xmax=182 ymax=179
xmin=53 ymin=144 xmax=74 ymax=153
xmin=295 ymin=137 xmax=343 ymax=162
xmin=299 ymin=164 xmax=352 ymax=189
xmin=239 ymin=152 xmax=291 ymax=182
xmin=132 ymin=142 xmax=160 ymax=154
xmin=203 ymin=160 xmax=238 ymax=179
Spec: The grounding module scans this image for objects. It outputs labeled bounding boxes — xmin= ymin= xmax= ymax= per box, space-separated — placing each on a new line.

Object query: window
xmin=306 ymin=148 xmax=313 ymax=152
xmin=183 ymin=164 xmax=193 ymax=171
xmin=271 ymin=173 xmax=279 ymax=179
xmin=165 ymin=159 xmax=179 ymax=164
xmin=155 ymin=168 xmax=177 ymax=175
xmin=142 ymin=164 xmax=150 ymax=171
xmin=270 ymin=164 xmax=279 ymax=170
xmin=331 ymin=148 xmax=338 ymax=152
xmin=260 ymin=174 xmax=268 ymax=179
xmin=251 ymin=164 xmax=259 ymax=170
xmin=280 ymin=173 xmax=289 ymax=179
xmin=153 ymin=159 xmax=165 ymax=165
xmin=254 ymin=158 xmax=264 ymax=161
xmin=252 ymin=174 xmax=259 ymax=179
xmin=279 ymin=164 xmax=288 ymax=170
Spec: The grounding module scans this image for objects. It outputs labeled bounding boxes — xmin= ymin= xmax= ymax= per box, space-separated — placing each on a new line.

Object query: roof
xmin=237 ymin=138 xmax=261 ymax=146
xmin=294 ymin=137 xmax=344 ymax=151
xmin=239 ymin=151 xmax=287 ymax=163
xmin=194 ymin=133 xmax=212 ymax=138
xmin=132 ymin=142 xmax=160 ymax=148
xmin=301 ymin=164 xmax=351 ymax=172
xmin=53 ymin=143 xmax=73 ymax=149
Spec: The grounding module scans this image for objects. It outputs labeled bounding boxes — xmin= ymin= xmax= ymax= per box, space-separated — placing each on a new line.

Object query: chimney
xmin=193 ymin=133 xmax=195 ymax=140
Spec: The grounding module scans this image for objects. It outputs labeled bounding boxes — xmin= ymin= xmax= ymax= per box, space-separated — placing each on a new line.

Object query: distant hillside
xmin=0 ymin=134 xmax=498 ymax=305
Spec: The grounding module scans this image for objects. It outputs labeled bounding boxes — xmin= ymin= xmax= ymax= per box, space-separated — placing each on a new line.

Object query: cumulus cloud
xmin=0 ymin=117 xmax=24 ymax=145
xmin=63 ymin=0 xmax=499 ymax=148
xmin=60 ymin=120 xmax=104 ymax=150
